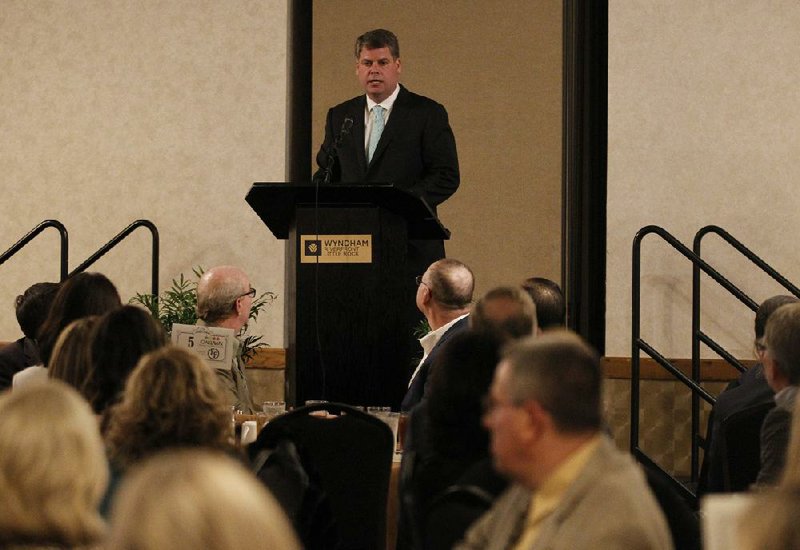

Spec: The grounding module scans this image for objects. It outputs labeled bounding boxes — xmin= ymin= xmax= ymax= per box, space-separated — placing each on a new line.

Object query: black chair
xmin=251 ymin=402 xmax=394 ymax=550
xmin=720 ymin=401 xmax=775 ymax=492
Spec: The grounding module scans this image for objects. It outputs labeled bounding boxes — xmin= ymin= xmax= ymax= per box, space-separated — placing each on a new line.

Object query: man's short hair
xmin=196 ymin=277 xmax=246 ymax=325
xmin=426 ymin=259 xmax=474 ymax=310
xmin=354 ymin=29 xmax=400 ymax=59
xmin=503 ymin=331 xmax=602 ymax=432
xmin=471 ymin=286 xmax=537 ymax=340
xmin=764 ymin=303 xmax=800 ymax=384
xmin=755 ymin=295 xmax=799 ymax=341
xmin=15 ymin=282 xmax=59 ymax=339
xmin=521 ymin=277 xmax=565 ymax=330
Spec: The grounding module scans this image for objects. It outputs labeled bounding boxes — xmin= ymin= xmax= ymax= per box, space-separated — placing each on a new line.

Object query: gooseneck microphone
xmin=315 ymin=116 xmax=354 ymax=186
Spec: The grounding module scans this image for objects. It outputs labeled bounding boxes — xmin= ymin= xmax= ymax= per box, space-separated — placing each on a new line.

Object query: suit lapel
xmin=350 ymin=97 xmax=368 ymax=177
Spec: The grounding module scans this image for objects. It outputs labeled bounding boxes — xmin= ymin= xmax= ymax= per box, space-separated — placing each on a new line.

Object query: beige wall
xmin=0 ymin=1 xmax=288 ymax=345
xmin=607 ymin=2 xmax=800 ymax=359
xmin=311 ymin=2 xmax=564 ymax=296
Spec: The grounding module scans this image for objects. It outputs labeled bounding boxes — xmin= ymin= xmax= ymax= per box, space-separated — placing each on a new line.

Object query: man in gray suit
xmin=457 ymin=331 xmax=673 ymax=550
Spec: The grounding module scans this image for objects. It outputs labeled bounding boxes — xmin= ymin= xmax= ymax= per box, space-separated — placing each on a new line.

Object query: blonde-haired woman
xmin=0 ymin=381 xmax=108 ymax=548
xmin=48 ymin=316 xmax=100 ymax=400
xmin=107 ymin=449 xmax=300 ymax=550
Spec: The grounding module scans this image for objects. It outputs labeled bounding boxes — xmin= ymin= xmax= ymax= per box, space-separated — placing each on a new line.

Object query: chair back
xmin=720 ymin=401 xmax=775 ymax=491
xmin=255 ymin=402 xmax=394 ymax=550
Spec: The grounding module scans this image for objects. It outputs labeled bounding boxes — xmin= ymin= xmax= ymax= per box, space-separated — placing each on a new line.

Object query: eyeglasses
xmin=239 ymin=287 xmax=256 ymax=299
xmin=415 ymin=276 xmax=428 ymax=288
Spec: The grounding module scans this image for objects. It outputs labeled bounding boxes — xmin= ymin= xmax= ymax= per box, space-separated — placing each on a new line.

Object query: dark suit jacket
xmin=314 ymin=85 xmax=460 ymax=277
xmin=698 ymin=363 xmax=774 ymax=494
xmin=0 ymin=337 xmax=40 ymax=391
xmin=401 ymin=315 xmax=469 ymax=412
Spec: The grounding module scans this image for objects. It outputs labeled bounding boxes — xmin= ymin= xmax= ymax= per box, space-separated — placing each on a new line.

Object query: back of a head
xmin=105 ymin=346 xmax=232 ymax=469
xmin=503 ymin=330 xmax=602 ymax=433
xmin=48 ymin=316 xmax=100 ymax=398
xmin=427 ymin=258 xmax=474 ymax=311
xmin=107 ymin=449 xmax=301 ymax=550
xmin=427 ymin=330 xmax=504 ymax=457
xmin=755 ymin=295 xmax=800 ymax=340
xmin=37 ymin=272 xmax=121 ymax=366
xmin=0 ymin=381 xmax=107 ymax=547
xmin=196 ymin=266 xmax=248 ymax=325
xmin=738 ymin=485 xmax=800 ymax=550
xmin=471 ymin=286 xmax=537 ymax=340
xmin=521 ymin=277 xmax=565 ymax=330
xmin=87 ymin=305 xmax=167 ymax=414
xmin=15 ymin=282 xmax=59 ymax=340
xmin=764 ymin=302 xmax=800 ymax=384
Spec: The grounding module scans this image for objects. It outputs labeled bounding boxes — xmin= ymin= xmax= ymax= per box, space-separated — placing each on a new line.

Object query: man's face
xmin=356 ymin=46 xmax=401 ymax=103
xmin=483 ymin=360 xmax=531 ymax=480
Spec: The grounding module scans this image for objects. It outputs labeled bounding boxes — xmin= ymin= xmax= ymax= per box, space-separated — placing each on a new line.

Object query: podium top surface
xmin=245 ymin=182 xmax=450 ymax=240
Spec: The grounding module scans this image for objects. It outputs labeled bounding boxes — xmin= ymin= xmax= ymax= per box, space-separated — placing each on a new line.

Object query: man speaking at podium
xmin=314 ymin=28 xmax=460 ymax=278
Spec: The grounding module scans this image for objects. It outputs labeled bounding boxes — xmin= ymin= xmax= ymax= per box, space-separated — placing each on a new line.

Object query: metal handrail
xmin=631 ymin=225 xmax=759 ymax=495
xmin=690 ymin=224 xmax=800 ymax=480
xmin=69 ymin=220 xmax=159 ymax=298
xmin=0 ymin=220 xmax=69 ymax=280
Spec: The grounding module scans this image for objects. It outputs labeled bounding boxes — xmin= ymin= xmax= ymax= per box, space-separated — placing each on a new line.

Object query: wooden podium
xmin=246 ymin=183 xmax=449 ymax=409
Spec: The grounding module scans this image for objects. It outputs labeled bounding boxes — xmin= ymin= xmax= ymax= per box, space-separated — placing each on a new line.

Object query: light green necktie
xmin=368 ymin=106 xmax=385 ymax=163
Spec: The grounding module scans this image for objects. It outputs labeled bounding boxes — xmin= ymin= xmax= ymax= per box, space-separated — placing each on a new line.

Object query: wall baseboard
xmin=601 ymin=356 xmax=755 ymax=382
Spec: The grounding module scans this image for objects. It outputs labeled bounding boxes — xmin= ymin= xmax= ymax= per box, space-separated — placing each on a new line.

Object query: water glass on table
xmin=368 ymin=406 xmax=400 ymax=452
xmin=262 ymin=400 xmax=286 ymax=422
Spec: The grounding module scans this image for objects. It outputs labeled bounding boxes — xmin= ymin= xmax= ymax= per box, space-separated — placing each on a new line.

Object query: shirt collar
xmin=418 ymin=313 xmax=469 ymax=357
xmin=366 ymin=83 xmax=401 ymax=113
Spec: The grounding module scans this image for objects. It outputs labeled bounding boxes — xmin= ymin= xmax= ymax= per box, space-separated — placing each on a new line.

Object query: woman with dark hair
xmin=399 ymin=330 xmax=509 ymax=549
xmin=13 ymin=272 xmax=121 ymax=388
xmin=86 ymin=305 xmax=167 ymax=415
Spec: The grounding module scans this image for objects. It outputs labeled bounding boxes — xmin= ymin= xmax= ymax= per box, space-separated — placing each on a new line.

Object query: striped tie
xmin=368 ymin=106 xmax=385 ymax=163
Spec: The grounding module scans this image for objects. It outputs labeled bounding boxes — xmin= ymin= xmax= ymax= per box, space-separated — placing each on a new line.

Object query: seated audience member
xmin=86 ymin=305 xmax=167 ymax=416
xmin=0 ymin=381 xmax=108 ymax=548
xmin=196 ymin=265 xmax=258 ymax=414
xmin=756 ymin=302 xmax=800 ymax=485
xmin=737 ymin=486 xmax=800 ymax=550
xmin=103 ymin=346 xmax=236 ymax=511
xmin=470 ymin=286 xmax=538 ymax=340
xmin=106 ymin=449 xmax=300 ymax=550
xmin=0 ymin=282 xmax=58 ymax=390
xmin=400 ymin=330 xmax=508 ymax=550
xmin=700 ymin=295 xmax=798 ymax=493
xmin=48 ymin=316 xmax=100 ymax=399
xmin=402 ymin=258 xmax=474 ymax=412
xmin=14 ymin=272 xmax=121 ymax=388
xmin=457 ymin=331 xmax=672 ymax=550
xmin=521 ymin=277 xmax=565 ymax=330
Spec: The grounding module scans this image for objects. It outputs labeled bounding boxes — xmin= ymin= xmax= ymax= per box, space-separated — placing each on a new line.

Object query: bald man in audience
xmin=196 ymin=266 xmax=256 ymax=414
xmin=457 ymin=332 xmax=672 ymax=550
xmin=471 ymin=286 xmax=538 ymax=341
xmin=401 ymin=259 xmax=474 ymax=412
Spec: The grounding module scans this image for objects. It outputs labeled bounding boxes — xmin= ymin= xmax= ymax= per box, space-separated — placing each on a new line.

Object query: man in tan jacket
xmin=457 ymin=331 xmax=673 ymax=550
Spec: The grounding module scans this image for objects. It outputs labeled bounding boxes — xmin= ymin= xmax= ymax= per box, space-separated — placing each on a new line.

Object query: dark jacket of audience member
xmin=0 ymin=282 xmax=58 ymax=389
xmin=87 ymin=305 xmax=167 ymax=415
xmin=700 ymin=295 xmax=798 ymax=493
xmin=400 ymin=330 xmax=508 ymax=549
xmin=37 ymin=272 xmax=121 ymax=368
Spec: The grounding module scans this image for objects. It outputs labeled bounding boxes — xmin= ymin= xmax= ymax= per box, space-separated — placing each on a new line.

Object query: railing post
xmin=691 ymin=234 xmax=702 ymax=482
xmin=0 ymin=220 xmax=69 ymax=281
xmin=631 ymin=229 xmax=643 ymax=454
